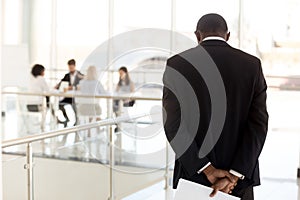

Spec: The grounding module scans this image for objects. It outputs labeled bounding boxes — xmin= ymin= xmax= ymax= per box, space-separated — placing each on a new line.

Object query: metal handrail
xmin=46 ymin=68 xmax=164 ymax=74
xmin=4 ymin=86 xmax=300 ymax=97
xmin=268 ymin=85 xmax=300 ymax=90
xmin=2 ymin=112 xmax=153 ymax=148
xmin=1 ymin=91 xmax=162 ymax=101
xmin=266 ymin=75 xmax=300 ymax=79
xmin=2 ymin=111 xmax=166 ymax=200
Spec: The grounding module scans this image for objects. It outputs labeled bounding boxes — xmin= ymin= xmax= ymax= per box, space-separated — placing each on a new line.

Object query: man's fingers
xmin=225 ymin=172 xmax=236 ymax=182
xmin=220 ymin=185 xmax=233 ymax=194
xmin=211 ymin=178 xmax=230 ymax=196
xmin=210 ymin=187 xmax=219 ymax=197
xmin=219 ymin=181 xmax=236 ymax=194
xmin=207 ymin=175 xmax=218 ymax=185
xmin=218 ymin=169 xmax=229 ymax=176
xmin=218 ymin=170 xmax=234 ymax=182
xmin=210 ymin=176 xmax=237 ymax=197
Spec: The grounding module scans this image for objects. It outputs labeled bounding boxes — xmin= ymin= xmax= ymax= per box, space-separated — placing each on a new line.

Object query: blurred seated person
xmin=54 ymin=59 xmax=84 ymax=126
xmin=113 ymin=66 xmax=135 ymax=114
xmin=78 ymin=66 xmax=108 ymax=156
xmin=27 ymin=64 xmax=50 ymax=112
xmin=77 ymin=65 xmax=106 ymax=122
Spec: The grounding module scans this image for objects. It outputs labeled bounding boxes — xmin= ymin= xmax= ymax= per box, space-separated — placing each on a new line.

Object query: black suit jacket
xmin=163 ymin=40 xmax=268 ymax=195
xmin=57 ymin=70 xmax=84 ymax=104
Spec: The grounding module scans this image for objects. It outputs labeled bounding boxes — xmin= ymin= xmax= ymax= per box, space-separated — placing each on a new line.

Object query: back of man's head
xmin=196 ymin=13 xmax=228 ymax=35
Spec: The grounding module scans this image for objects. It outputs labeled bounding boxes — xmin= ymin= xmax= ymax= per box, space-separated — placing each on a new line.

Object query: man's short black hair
xmin=196 ymin=13 xmax=228 ymax=34
xmin=31 ymin=64 xmax=45 ymax=77
xmin=67 ymin=59 xmax=76 ymax=66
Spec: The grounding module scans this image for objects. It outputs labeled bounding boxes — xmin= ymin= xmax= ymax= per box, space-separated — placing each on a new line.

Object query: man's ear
xmin=225 ymin=32 xmax=230 ymax=41
xmin=194 ymin=31 xmax=201 ymax=43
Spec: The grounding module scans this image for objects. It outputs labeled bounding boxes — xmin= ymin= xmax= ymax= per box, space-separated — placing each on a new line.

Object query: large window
xmin=2 ymin=0 xmax=23 ymax=45
xmin=175 ymin=0 xmax=240 ymax=47
xmin=56 ymin=0 xmax=108 ymax=71
xmin=3 ymin=0 xmax=300 ymax=81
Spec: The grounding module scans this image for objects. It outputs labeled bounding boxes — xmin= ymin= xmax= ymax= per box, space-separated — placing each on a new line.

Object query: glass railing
xmin=1 ymin=88 xmax=162 ymax=138
xmin=2 ymin=112 xmax=174 ymax=200
xmin=4 ymin=75 xmax=300 ymax=200
xmin=2 ymin=90 xmax=174 ymax=200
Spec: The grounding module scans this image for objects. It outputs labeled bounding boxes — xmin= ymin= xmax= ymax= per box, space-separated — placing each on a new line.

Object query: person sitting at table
xmin=77 ymin=66 xmax=108 ymax=159
xmin=27 ymin=64 xmax=50 ymax=112
xmin=113 ymin=66 xmax=135 ymax=132
xmin=54 ymin=59 xmax=84 ymax=126
xmin=77 ymin=65 xmax=106 ymax=122
xmin=113 ymin=66 xmax=135 ymax=114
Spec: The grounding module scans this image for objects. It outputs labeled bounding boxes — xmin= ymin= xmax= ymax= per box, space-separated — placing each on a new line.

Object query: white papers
xmin=174 ymin=179 xmax=240 ymax=200
xmin=59 ymin=81 xmax=69 ymax=92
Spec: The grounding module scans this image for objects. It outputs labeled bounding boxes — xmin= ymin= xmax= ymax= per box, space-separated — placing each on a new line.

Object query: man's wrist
xmin=202 ymin=164 xmax=215 ymax=176
xmin=197 ymin=162 xmax=212 ymax=174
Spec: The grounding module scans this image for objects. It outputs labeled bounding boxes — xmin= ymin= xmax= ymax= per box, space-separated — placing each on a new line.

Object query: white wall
xmin=2 ymin=155 xmax=166 ymax=200
xmin=1 ymin=44 xmax=30 ymax=89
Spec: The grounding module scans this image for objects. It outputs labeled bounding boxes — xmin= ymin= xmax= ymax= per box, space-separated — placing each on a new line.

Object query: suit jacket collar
xmin=69 ymin=70 xmax=79 ymax=76
xmin=200 ymin=40 xmax=229 ymax=47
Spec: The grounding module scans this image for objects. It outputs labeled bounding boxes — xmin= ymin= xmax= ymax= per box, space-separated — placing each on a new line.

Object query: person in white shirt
xmin=27 ymin=64 xmax=49 ymax=112
xmin=113 ymin=66 xmax=135 ymax=113
xmin=113 ymin=66 xmax=135 ymax=132
xmin=76 ymin=65 xmax=108 ymax=159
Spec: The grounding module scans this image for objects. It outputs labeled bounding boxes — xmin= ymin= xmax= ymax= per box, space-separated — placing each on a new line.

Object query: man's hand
xmin=203 ymin=165 xmax=236 ymax=184
xmin=210 ymin=178 xmax=237 ymax=197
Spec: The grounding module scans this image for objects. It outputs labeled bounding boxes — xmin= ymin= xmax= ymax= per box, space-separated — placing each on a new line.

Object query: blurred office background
xmin=1 ymin=0 xmax=300 ymax=199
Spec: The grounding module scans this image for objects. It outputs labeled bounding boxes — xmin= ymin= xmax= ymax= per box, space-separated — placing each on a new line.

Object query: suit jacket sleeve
xmin=74 ymin=71 xmax=84 ymax=87
xmin=231 ymin=62 xmax=268 ymax=179
xmin=163 ymin=58 xmax=210 ymax=177
xmin=62 ymin=74 xmax=69 ymax=82
xmin=56 ymin=74 xmax=69 ymax=89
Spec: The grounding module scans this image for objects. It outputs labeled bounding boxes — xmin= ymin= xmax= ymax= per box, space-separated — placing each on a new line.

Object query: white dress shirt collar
xmin=202 ymin=36 xmax=226 ymax=42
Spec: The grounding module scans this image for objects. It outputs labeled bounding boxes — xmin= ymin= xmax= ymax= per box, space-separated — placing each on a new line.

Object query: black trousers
xmin=235 ymin=186 xmax=254 ymax=200
xmin=58 ymin=98 xmax=77 ymax=126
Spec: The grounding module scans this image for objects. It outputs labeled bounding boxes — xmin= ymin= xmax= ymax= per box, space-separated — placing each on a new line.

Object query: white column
xmin=238 ymin=0 xmax=244 ymax=49
xmin=107 ymin=0 xmax=114 ymax=118
xmin=0 ymin=0 xmax=3 ymax=199
xmin=169 ymin=0 xmax=176 ymax=56
xmin=50 ymin=0 xmax=57 ymax=85
xmin=107 ymin=1 xmax=115 ymax=199
xmin=22 ymin=0 xmax=31 ymax=51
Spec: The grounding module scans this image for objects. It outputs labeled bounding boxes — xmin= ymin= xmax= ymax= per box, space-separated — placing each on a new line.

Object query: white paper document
xmin=174 ymin=179 xmax=240 ymax=200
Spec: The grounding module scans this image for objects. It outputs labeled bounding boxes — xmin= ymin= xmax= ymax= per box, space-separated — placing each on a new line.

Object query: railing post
xmin=164 ymin=141 xmax=170 ymax=190
xmin=24 ymin=143 xmax=34 ymax=200
xmin=41 ymin=95 xmax=47 ymax=132
xmin=41 ymin=97 xmax=47 ymax=153
xmin=108 ymin=125 xmax=115 ymax=200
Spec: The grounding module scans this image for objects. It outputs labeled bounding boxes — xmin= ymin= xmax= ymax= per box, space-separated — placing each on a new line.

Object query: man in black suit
xmin=55 ymin=59 xmax=83 ymax=126
xmin=163 ymin=13 xmax=268 ymax=200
